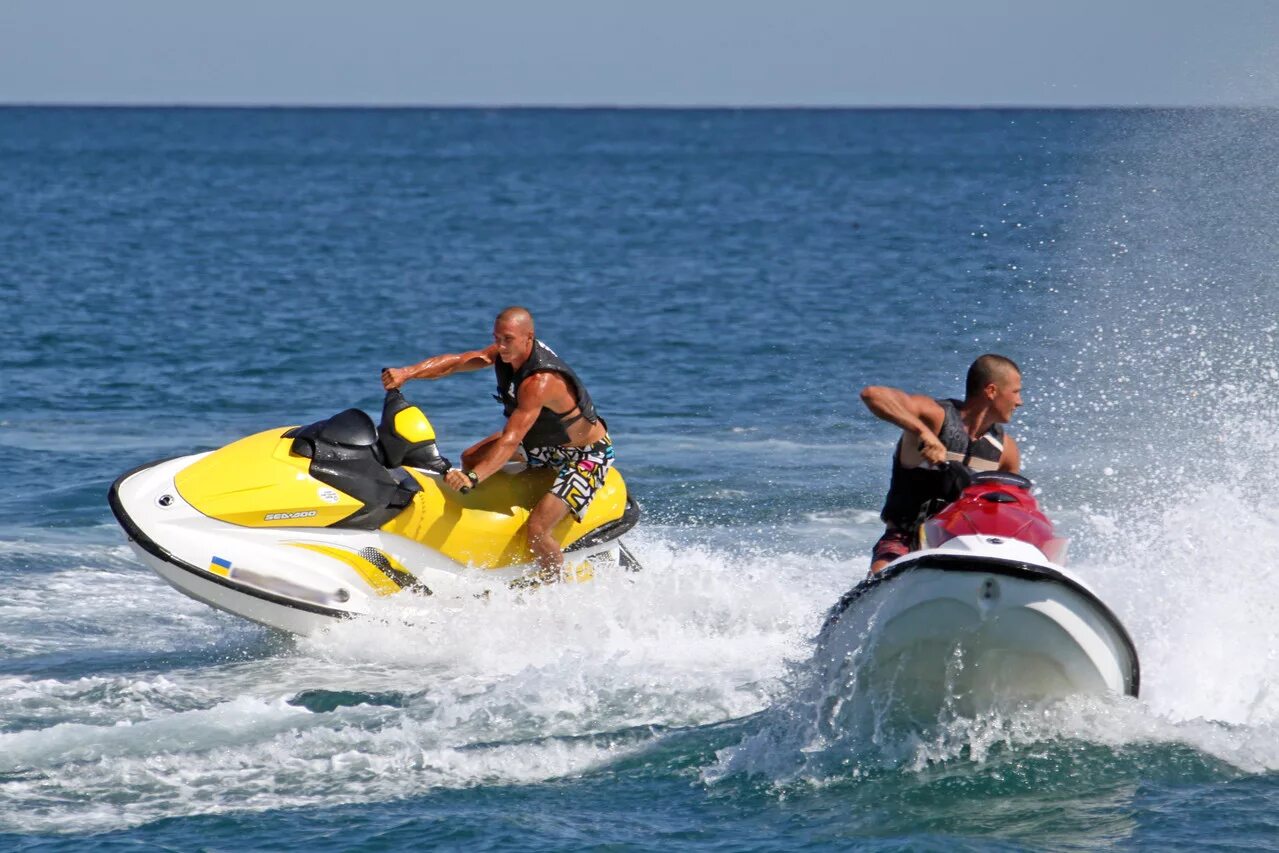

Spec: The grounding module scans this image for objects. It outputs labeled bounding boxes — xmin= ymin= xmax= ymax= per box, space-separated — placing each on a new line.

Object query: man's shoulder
xmin=517 ymin=369 xmax=570 ymax=395
xmin=914 ymin=395 xmax=952 ymax=415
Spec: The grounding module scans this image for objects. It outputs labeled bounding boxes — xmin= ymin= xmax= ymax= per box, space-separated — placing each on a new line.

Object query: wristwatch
xmin=464 ymin=470 xmax=480 ymax=487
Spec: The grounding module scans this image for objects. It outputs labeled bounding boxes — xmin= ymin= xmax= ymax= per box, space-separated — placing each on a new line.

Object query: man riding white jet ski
xmin=862 ymin=353 xmax=1025 ymax=574
xmin=815 ymin=355 xmax=1139 ymax=718
xmin=109 ymin=308 xmax=640 ymax=636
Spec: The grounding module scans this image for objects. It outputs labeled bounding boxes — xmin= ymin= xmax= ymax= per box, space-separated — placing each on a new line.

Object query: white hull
xmin=134 ymin=544 xmax=344 ymax=635
xmin=110 ymin=455 xmax=632 ymax=636
xmin=818 ymin=538 xmax=1138 ymax=719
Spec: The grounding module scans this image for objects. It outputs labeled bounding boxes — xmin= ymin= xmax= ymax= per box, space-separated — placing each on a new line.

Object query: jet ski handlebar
xmin=969 ymin=470 xmax=1033 ymax=490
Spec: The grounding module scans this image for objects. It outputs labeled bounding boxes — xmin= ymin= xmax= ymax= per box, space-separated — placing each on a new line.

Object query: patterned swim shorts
xmin=872 ymin=526 xmax=915 ymax=565
xmin=525 ymin=435 xmax=615 ymax=521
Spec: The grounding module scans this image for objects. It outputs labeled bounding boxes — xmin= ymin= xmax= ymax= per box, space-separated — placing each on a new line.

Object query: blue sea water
xmin=2 ymin=107 xmax=1278 ymax=850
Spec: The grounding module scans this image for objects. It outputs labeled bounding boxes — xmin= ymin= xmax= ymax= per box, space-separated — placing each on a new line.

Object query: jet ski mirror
xmin=379 ymin=389 xmax=451 ymax=474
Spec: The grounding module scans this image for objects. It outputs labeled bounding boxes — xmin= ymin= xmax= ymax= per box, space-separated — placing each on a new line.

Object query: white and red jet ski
xmin=817 ymin=471 xmax=1139 ymax=719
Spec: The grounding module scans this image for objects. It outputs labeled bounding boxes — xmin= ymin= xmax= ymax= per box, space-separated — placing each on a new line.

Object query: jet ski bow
xmin=817 ymin=471 xmax=1138 ymax=719
xmin=109 ymin=390 xmax=641 ymax=635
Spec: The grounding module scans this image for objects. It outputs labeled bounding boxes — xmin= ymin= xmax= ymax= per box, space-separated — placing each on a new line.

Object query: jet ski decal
xmin=288 ymin=543 xmax=417 ymax=596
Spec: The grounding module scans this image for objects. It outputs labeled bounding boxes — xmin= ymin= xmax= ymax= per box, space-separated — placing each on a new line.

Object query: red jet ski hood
xmin=921 ymin=471 xmax=1069 ymax=564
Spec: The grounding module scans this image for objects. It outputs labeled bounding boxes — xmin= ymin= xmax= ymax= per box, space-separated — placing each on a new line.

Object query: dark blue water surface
xmin=2 ymin=108 xmax=1278 ymax=851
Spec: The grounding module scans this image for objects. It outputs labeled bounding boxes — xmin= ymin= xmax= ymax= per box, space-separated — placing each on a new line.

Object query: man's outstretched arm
xmin=382 ymin=344 xmax=498 ymax=390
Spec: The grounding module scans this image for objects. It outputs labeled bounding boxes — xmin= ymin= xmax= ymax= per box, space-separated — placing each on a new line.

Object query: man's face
xmin=493 ymin=320 xmax=533 ymax=364
xmin=989 ymin=370 xmax=1023 ymax=423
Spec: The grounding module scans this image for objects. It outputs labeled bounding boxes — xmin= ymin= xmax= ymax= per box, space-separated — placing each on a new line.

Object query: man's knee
xmin=526 ymin=515 xmax=549 ymax=543
xmin=526 ymin=515 xmax=561 ymax=574
xmin=527 ymin=498 xmax=569 ymax=544
xmin=871 ymin=527 xmax=913 ymax=568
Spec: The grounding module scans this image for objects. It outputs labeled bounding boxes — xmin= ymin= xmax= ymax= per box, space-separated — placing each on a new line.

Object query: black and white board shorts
xmin=525 ymin=435 xmax=615 ymax=520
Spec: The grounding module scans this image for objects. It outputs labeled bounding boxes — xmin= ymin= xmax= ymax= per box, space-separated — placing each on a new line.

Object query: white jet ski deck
xmin=109 ymin=390 xmax=641 ymax=635
xmin=817 ymin=471 xmax=1138 ymax=720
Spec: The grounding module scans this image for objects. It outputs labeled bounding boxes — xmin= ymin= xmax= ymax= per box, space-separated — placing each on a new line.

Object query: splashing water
xmin=0 ymin=528 xmax=855 ymax=834
xmin=709 ymin=109 xmax=1279 ymax=788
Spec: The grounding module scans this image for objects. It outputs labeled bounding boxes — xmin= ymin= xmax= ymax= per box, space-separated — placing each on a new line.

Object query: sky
xmin=2 ymin=1 xmax=1279 ymax=107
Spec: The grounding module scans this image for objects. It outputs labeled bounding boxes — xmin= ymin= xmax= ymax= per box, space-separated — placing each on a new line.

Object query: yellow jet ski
xmin=108 ymin=390 xmax=641 ymax=635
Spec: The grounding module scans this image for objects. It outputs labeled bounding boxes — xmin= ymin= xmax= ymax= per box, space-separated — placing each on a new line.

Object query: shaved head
xmin=965 ymin=354 xmax=1020 ymax=401
xmin=496 ymin=306 xmax=534 ymax=332
xmin=493 ymin=306 xmax=536 ymax=366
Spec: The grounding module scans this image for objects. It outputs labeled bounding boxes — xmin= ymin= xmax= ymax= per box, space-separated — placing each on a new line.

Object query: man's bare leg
xmin=525 ymin=493 xmax=571 ymax=582
xmin=869 ymin=527 xmax=911 ymax=576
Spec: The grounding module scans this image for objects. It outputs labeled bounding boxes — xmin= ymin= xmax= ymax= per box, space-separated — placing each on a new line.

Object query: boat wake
xmin=0 ymin=527 xmax=845 ymax=834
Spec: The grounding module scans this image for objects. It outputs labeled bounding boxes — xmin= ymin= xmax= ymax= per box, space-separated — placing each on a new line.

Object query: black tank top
xmin=880 ymin=398 xmax=1005 ymax=528
xmin=494 ymin=339 xmax=600 ymax=450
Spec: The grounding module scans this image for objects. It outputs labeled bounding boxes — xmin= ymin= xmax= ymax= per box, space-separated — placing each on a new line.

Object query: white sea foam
xmin=0 ymin=688 xmax=645 ymax=834
xmin=0 ymin=529 xmax=854 ymax=834
xmin=304 ymin=530 xmax=847 ymax=722
xmin=0 ymin=674 xmax=215 ymax=728
xmin=0 ymin=544 xmax=248 ymax=658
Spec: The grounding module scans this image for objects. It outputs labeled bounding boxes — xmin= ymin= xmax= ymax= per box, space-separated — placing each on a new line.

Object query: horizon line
xmin=1 ymin=101 xmax=1276 ymax=112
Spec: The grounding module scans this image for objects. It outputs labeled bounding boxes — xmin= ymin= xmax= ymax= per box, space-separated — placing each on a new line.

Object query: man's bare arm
xmin=382 ymin=345 xmax=498 ymax=390
xmin=999 ymin=434 xmax=1021 ymax=474
xmin=860 ymin=386 xmax=949 ymax=464
xmin=443 ymin=373 xmax=557 ymax=490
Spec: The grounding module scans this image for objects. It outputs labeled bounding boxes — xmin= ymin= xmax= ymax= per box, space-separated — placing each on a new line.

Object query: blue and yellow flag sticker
xmin=208 ymin=556 xmax=232 ymax=577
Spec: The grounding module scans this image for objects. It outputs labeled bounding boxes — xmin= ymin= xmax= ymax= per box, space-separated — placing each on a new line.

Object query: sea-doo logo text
xmin=264 ymin=511 xmax=318 ymax=521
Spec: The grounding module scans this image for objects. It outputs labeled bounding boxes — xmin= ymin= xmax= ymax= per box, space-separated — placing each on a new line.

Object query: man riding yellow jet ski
xmin=108 ymin=389 xmax=641 ymax=636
